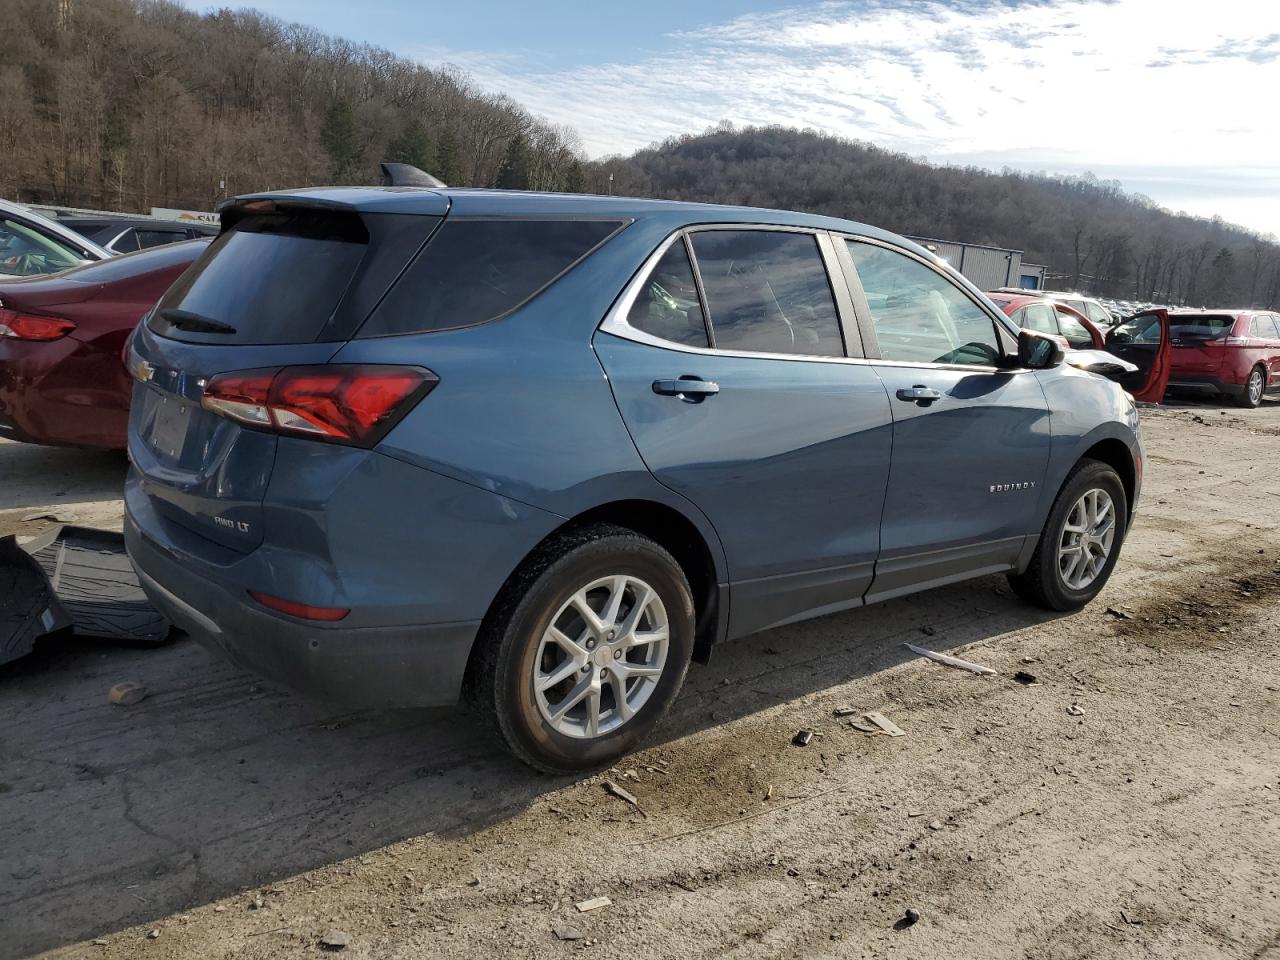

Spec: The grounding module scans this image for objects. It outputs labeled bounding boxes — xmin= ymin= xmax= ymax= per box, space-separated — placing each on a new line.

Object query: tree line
xmin=0 ymin=0 xmax=583 ymax=213
xmin=2 ymin=2 xmax=1276 ymax=309
xmin=587 ymin=124 xmax=1280 ymax=309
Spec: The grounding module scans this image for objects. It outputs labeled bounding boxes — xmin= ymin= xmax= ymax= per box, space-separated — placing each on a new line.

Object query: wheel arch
xmin=1079 ymin=436 xmax=1137 ymax=515
xmin=464 ymin=498 xmax=727 ymax=699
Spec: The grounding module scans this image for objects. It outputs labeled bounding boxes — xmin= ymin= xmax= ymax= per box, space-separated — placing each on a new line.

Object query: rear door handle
xmin=895 ymin=385 xmax=942 ymax=403
xmin=653 ymin=377 xmax=720 ymax=401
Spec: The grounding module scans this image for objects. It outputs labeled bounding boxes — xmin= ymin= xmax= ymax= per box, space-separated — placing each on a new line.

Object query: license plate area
xmin=146 ymin=388 xmax=193 ymax=463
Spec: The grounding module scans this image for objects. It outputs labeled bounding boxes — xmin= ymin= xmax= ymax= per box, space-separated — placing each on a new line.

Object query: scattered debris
xmin=146 ymin=929 xmax=160 ymax=940
xmin=1105 ymin=607 xmax=1132 ymax=620
xmin=919 ymin=625 xmax=936 ymax=636
xmin=575 ymin=896 xmax=611 ymax=913
xmin=552 ymin=922 xmax=585 ymax=941
xmin=92 ymin=939 xmax=108 ymax=946
xmin=1120 ymin=910 xmax=1142 ymax=925
xmin=1066 ymin=704 xmax=1086 ymax=717
xmin=894 ymin=908 xmax=921 ymax=929
xmin=832 ymin=706 xmax=860 ymax=718
xmin=861 ymin=711 xmax=906 ymax=737
xmin=602 ymin=779 xmax=645 ymax=816
xmin=903 ymin=642 xmax=996 ymax=676
xmin=1014 ymin=671 xmax=1040 ymax=686
xmin=792 ymin=729 xmax=815 ymax=747
xmin=21 ymin=511 xmax=73 ymax=523
xmin=249 ymin=894 xmax=265 ymax=909
xmin=927 ymin=820 xmax=944 ymax=831
xmin=108 ymin=682 xmax=148 ymax=706
xmin=763 ymin=784 xmax=774 ymax=801
xmin=319 ymin=930 xmax=352 ymax=950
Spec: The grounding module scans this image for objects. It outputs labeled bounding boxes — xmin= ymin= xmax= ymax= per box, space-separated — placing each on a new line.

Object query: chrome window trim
xmin=600 ymin=223 xmax=861 ymax=365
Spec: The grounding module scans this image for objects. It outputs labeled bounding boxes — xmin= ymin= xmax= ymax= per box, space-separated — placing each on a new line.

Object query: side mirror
xmin=1017 ymin=329 xmax=1066 ymax=370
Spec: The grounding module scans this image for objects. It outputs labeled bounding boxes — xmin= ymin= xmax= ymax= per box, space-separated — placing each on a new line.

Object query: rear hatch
xmin=1168 ymin=314 xmax=1234 ymax=374
xmin=128 ymin=196 xmax=445 ymax=553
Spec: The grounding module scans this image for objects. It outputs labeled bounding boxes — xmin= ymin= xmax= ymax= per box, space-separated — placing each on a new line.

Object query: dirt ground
xmin=2 ymin=398 xmax=1279 ymax=960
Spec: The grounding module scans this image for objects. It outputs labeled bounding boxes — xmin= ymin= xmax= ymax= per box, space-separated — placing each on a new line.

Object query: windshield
xmin=0 ymin=217 xmax=84 ymax=277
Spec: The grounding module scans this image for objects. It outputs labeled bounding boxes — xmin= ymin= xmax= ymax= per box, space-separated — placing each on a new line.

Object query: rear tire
xmin=1234 ymin=365 xmax=1266 ymax=408
xmin=1008 ymin=459 xmax=1128 ymax=611
xmin=469 ymin=524 xmax=694 ymax=774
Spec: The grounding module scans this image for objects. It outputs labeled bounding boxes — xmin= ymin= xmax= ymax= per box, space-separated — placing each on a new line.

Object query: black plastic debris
xmin=0 ymin=526 xmax=170 ymax=665
xmin=792 ymin=729 xmax=814 ymax=747
xmin=0 ymin=536 xmax=71 ymax=666
xmin=23 ymin=526 xmax=170 ymax=644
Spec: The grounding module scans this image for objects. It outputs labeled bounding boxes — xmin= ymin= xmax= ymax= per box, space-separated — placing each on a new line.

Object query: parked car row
xmin=0 ymin=197 xmax=215 ymax=279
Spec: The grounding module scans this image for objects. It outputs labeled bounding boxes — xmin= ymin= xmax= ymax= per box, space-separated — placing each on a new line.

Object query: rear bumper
xmin=126 ymin=508 xmax=480 ymax=706
xmin=123 ymin=449 xmax=567 ymax=707
xmin=0 ymin=338 xmax=130 ymax=448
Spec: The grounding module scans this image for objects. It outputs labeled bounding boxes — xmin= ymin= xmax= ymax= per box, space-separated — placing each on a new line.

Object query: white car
xmin=0 ymin=197 xmax=112 ymax=277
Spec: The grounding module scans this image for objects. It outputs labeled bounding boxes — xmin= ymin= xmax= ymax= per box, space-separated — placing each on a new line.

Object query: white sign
xmin=150 ymin=207 xmax=219 ymax=224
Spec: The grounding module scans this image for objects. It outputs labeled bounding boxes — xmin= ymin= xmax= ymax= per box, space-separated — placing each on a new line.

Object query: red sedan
xmin=0 ymin=239 xmax=208 ymax=448
xmin=1164 ymin=310 xmax=1280 ymax=408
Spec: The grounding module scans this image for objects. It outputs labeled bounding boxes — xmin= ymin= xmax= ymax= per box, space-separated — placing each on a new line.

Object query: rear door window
xmin=689 ymin=230 xmax=843 ymax=357
xmin=1085 ymin=302 xmax=1111 ymax=326
xmin=110 ymin=229 xmax=140 ymax=253
xmin=360 ymin=218 xmax=624 ymax=337
xmin=627 ymin=240 xmax=709 ymax=347
xmin=136 ymin=229 xmax=181 ymax=249
xmin=846 ymin=240 xmax=1002 ymax=366
xmin=1251 ymin=315 xmax=1279 ymax=339
xmin=149 ymin=208 xmax=371 ymax=344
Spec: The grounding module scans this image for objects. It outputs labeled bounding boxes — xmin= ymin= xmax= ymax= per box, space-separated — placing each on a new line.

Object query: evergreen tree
xmin=321 ymin=98 xmax=364 ymax=182
xmin=495 ymin=133 xmax=531 ymax=190
xmin=386 ymin=121 xmax=435 ymax=174
xmin=564 ymin=159 xmax=585 ymax=194
xmin=434 ymin=128 xmax=463 ymax=185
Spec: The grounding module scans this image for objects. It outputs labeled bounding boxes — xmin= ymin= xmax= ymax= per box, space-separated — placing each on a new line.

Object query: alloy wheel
xmin=1057 ymin=487 xmax=1116 ymax=590
xmin=1249 ymin=369 xmax=1264 ymax=405
xmin=533 ymin=574 xmax=669 ymax=739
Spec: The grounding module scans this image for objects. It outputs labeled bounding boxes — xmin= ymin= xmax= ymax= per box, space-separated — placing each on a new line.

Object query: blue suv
xmin=124 ymin=188 xmax=1142 ymax=772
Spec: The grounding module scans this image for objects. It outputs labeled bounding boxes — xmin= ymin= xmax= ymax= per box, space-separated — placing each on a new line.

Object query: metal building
xmin=906 ymin=236 xmax=1043 ymax=291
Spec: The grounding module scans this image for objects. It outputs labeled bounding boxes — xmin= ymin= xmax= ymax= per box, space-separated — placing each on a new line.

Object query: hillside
xmin=2 ymin=2 xmax=1275 ymax=308
xmin=591 ymin=126 xmax=1280 ymax=308
xmin=0 ymin=0 xmax=583 ymax=213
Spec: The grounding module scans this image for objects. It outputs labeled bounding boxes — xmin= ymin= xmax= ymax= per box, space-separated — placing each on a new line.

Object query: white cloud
xmin=408 ymin=0 xmax=1280 ymax=234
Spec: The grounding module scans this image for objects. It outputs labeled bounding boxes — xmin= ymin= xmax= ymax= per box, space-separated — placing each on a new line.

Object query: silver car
xmin=0 ymin=197 xmax=111 ymax=277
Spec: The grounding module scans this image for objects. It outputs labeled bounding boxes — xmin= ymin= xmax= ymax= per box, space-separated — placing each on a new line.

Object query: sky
xmin=181 ymin=0 xmax=1280 ymax=236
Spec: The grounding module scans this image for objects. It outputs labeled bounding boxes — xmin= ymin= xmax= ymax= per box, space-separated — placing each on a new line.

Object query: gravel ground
xmin=1 ymin=399 xmax=1279 ymax=960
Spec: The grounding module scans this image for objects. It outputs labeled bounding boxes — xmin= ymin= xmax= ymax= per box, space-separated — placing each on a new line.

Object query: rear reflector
xmin=249 ymin=591 xmax=350 ymax=621
xmin=0 ymin=309 xmax=76 ymax=341
xmin=202 ymin=364 xmax=436 ymax=447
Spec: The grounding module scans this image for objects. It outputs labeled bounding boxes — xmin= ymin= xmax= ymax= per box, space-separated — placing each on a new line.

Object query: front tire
xmin=1234 ymin=365 xmax=1266 ymax=408
xmin=470 ymin=524 xmax=694 ymax=774
xmin=1008 ymin=459 xmax=1128 ymax=611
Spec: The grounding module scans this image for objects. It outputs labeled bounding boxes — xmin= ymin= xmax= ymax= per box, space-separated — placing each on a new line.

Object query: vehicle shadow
xmin=0 ymin=575 xmax=1057 ymax=956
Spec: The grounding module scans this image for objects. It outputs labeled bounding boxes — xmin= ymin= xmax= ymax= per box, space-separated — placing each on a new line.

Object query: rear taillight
xmin=0 ymin=308 xmax=76 ymax=341
xmin=201 ymin=364 xmax=436 ymax=447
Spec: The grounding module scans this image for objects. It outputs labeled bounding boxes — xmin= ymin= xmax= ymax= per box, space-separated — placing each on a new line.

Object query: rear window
xmin=149 ymin=210 xmax=369 ymax=345
xmin=1169 ymin=314 xmax=1235 ymax=340
xmin=358 ymin=218 xmax=624 ymax=337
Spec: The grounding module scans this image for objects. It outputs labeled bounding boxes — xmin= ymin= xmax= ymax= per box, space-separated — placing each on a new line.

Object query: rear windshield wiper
xmin=159 ymin=308 xmax=237 ymax=335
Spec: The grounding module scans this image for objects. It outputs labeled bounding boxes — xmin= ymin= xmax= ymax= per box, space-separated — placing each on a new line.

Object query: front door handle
xmin=653 ymin=377 xmax=720 ymax=402
xmin=896 ymin=385 xmax=942 ymax=404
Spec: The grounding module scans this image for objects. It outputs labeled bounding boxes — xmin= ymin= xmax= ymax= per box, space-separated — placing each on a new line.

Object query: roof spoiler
xmin=380 ymin=162 xmax=446 ymax=189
